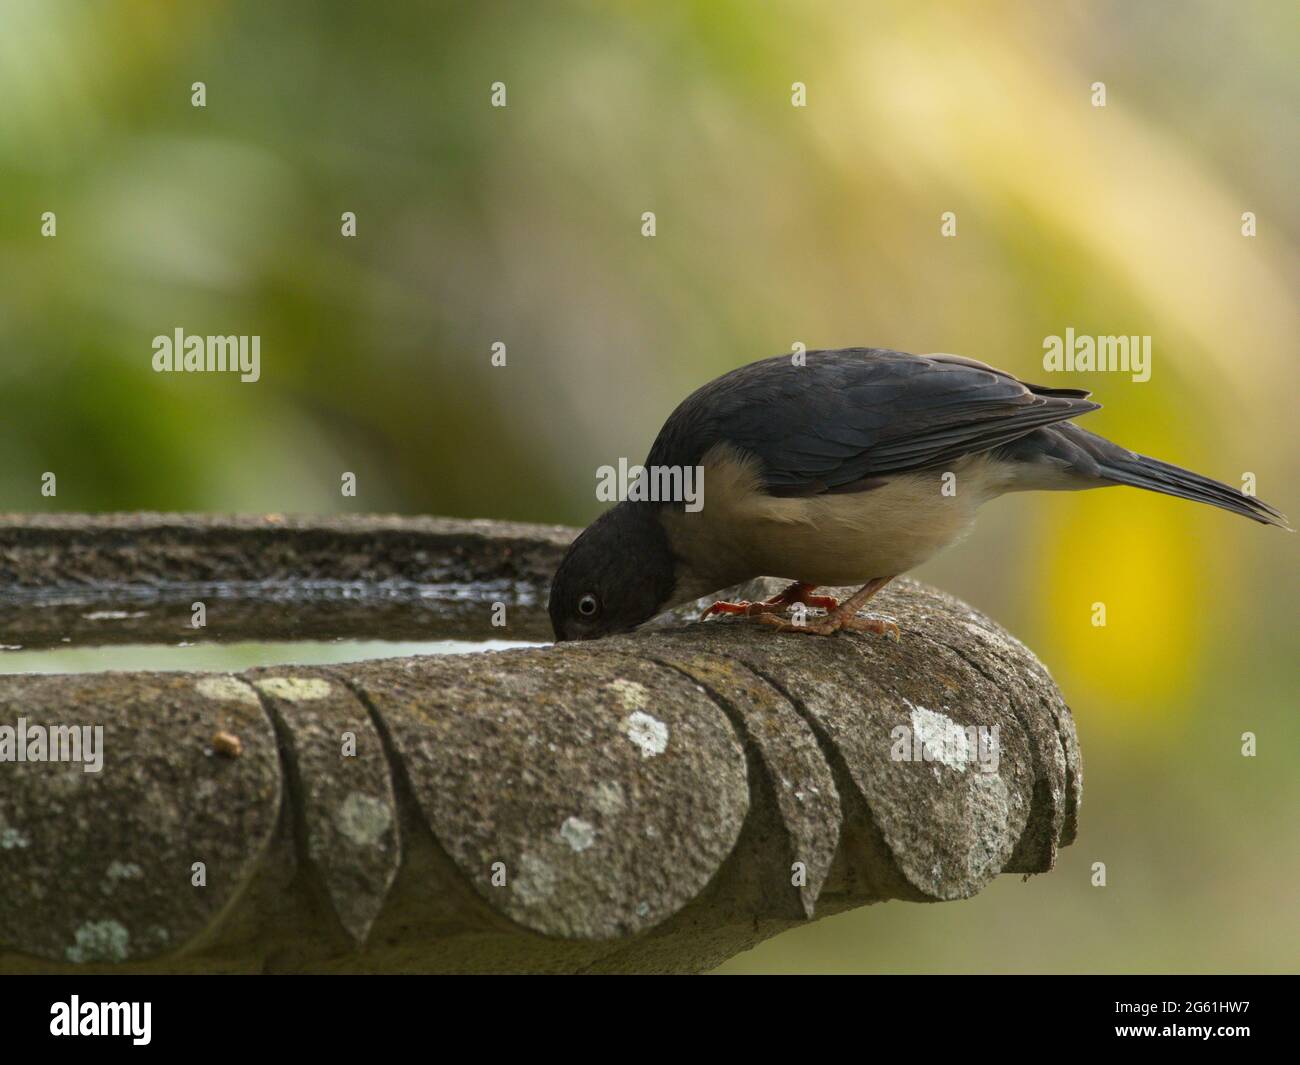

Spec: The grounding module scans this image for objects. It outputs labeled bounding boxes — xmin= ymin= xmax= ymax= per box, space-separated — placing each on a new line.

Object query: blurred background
xmin=0 ymin=0 xmax=1295 ymax=972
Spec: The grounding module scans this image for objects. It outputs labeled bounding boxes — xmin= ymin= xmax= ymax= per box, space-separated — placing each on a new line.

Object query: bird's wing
xmin=645 ymin=348 xmax=1100 ymax=496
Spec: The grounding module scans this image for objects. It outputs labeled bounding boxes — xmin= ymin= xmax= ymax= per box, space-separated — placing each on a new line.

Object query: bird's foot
xmin=701 ymin=582 xmax=840 ymax=620
xmin=700 ymin=599 xmax=760 ymax=618
xmin=781 ymin=588 xmax=841 ymax=611
xmin=758 ymin=610 xmax=900 ymax=639
xmin=754 ymin=576 xmax=899 ymax=638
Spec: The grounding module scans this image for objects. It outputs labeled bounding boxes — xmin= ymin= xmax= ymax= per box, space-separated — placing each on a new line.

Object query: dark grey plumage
xmin=646 ymin=348 xmax=1099 ymax=495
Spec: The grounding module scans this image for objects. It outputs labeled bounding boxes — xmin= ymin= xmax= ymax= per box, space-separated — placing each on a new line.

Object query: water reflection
xmin=0 ymin=638 xmax=545 ymax=675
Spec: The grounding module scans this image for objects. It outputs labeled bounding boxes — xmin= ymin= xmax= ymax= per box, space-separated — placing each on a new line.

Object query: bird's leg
xmin=701 ymin=581 xmax=840 ymax=620
xmin=758 ymin=576 xmax=899 ymax=638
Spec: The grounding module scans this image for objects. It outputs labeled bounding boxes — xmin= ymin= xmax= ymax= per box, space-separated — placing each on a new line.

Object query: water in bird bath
xmin=0 ymin=578 xmax=551 ymax=675
xmin=0 ymin=638 xmax=545 ymax=675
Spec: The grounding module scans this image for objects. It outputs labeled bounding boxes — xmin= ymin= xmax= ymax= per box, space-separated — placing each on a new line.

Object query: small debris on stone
xmin=212 ymin=730 xmax=243 ymax=758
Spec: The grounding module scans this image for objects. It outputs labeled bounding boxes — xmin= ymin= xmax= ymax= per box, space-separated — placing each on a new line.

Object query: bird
xmin=548 ymin=347 xmax=1289 ymax=641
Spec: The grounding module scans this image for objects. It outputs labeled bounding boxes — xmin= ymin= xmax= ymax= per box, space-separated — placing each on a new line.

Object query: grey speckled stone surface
xmin=0 ymin=670 xmax=281 ymax=965
xmin=0 ymin=515 xmax=1080 ymax=973
xmin=246 ymin=666 xmax=400 ymax=945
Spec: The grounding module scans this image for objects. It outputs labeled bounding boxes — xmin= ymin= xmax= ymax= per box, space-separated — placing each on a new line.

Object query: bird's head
xmin=549 ymin=502 xmax=678 ymax=641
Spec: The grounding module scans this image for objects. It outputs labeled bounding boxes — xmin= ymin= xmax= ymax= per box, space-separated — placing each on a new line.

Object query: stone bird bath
xmin=0 ymin=514 xmax=1080 ymax=973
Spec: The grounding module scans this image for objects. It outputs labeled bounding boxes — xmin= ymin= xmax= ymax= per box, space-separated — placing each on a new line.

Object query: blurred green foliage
xmin=1 ymin=0 xmax=1295 ymax=972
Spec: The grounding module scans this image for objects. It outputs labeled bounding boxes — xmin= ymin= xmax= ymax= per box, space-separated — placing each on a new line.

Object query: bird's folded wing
xmin=646 ymin=348 xmax=1100 ymax=497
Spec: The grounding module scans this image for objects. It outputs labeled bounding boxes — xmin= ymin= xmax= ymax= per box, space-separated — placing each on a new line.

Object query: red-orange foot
xmin=756 ymin=576 xmax=899 ymax=638
xmin=758 ymin=612 xmax=900 ymax=639
xmin=701 ymin=582 xmax=841 ymax=620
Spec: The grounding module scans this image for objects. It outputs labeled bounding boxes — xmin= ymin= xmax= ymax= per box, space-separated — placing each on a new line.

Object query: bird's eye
xmin=578 ymin=593 xmax=599 ymax=617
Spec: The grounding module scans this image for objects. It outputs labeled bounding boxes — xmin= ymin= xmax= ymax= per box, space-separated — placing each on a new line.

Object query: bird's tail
xmin=1098 ymin=450 xmax=1290 ymax=528
xmin=1002 ymin=422 xmax=1292 ymax=529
